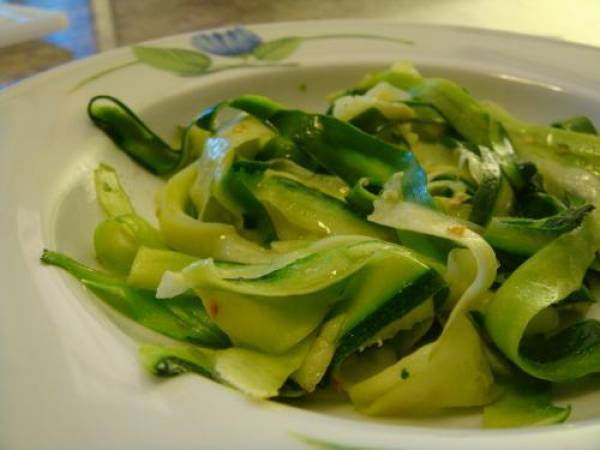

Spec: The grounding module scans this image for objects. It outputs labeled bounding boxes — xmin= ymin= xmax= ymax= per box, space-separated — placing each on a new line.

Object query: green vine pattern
xmin=71 ymin=26 xmax=413 ymax=91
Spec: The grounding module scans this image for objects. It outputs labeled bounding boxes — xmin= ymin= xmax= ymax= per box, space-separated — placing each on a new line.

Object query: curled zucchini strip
xmin=551 ymin=115 xmax=597 ymax=135
xmin=265 ymin=158 xmax=349 ymax=201
xmin=127 ymin=247 xmax=197 ymax=289
xmin=485 ymin=102 xmax=600 ymax=203
xmin=348 ymin=178 xmax=498 ymax=415
xmin=202 ymin=94 xmax=435 ymax=222
xmin=94 ymin=163 xmax=136 ymax=216
xmin=226 ymin=161 xmax=395 ymax=242
xmin=158 ymin=239 xmax=439 ymax=355
xmin=191 ymin=116 xmax=274 ymax=225
xmin=370 ymin=174 xmax=498 ymax=325
xmin=158 ymin=238 xmax=381 ymax=353
xmin=228 ymin=94 xmax=430 ymax=197
xmin=158 ymin=236 xmax=372 ymax=298
xmin=485 ymin=218 xmax=600 ymax=381
xmin=349 ymin=314 xmax=494 ymax=415
xmin=483 ymin=376 xmax=570 ymax=428
xmin=140 ymin=337 xmax=311 ymax=399
xmin=346 ymin=178 xmax=379 ymax=216
xmin=362 ymin=64 xmax=600 ymax=205
xmin=468 ymin=147 xmax=503 ymax=226
xmin=484 ymin=204 xmax=594 ymax=257
xmin=41 ymin=250 xmax=229 ymax=348
xmin=88 ymin=96 xmax=204 ymax=175
xmin=157 ymin=163 xmax=273 ymax=263
xmin=331 ymin=81 xmax=413 ymax=122
xmin=93 ymin=164 xmax=166 ymax=273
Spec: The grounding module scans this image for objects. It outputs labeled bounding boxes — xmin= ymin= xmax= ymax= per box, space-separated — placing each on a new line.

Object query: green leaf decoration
xmin=132 ymin=46 xmax=211 ymax=75
xmin=253 ymin=37 xmax=303 ymax=61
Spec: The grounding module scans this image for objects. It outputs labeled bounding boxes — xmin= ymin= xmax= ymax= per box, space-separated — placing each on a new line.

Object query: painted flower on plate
xmin=192 ymin=26 xmax=262 ymax=56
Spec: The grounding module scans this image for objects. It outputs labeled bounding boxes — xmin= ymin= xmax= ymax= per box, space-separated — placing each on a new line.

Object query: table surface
xmin=2 ymin=0 xmax=600 ymax=89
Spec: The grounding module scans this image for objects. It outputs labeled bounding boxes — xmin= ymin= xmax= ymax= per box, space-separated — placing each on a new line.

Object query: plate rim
xmin=2 ymin=19 xmax=600 ymax=102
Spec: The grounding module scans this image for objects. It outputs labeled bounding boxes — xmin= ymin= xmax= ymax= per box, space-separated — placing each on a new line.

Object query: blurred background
xmin=1 ymin=0 xmax=600 ymax=89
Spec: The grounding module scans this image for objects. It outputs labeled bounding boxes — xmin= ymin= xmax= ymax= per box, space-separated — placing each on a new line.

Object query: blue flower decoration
xmin=191 ymin=26 xmax=262 ymax=56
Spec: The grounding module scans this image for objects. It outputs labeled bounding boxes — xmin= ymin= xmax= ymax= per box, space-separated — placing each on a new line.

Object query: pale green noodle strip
xmin=484 ymin=102 xmax=600 ymax=203
xmin=369 ymin=174 xmax=498 ymax=329
xmin=140 ymin=336 xmax=311 ymax=399
xmin=158 ymin=239 xmax=395 ymax=353
xmin=157 ymin=163 xmax=273 ymax=264
xmin=266 ymin=158 xmax=349 ymax=201
xmin=349 ymin=314 xmax=494 ymax=415
xmin=157 ymin=238 xmax=435 ymax=355
xmin=214 ymin=338 xmax=311 ymax=398
xmin=292 ymin=314 xmax=346 ymax=392
xmin=241 ymin=166 xmax=395 ymax=242
xmin=94 ymin=163 xmax=136 ymax=217
xmin=156 ymin=235 xmax=372 ymax=299
xmin=445 ymin=248 xmax=477 ymax=310
xmin=485 ymin=216 xmax=600 ymax=381
xmin=190 ymin=115 xmax=274 ymax=222
xmin=174 ymin=240 xmax=391 ymax=298
xmin=296 ymin=301 xmax=435 ymax=393
xmin=348 ymin=176 xmax=498 ymax=415
xmin=127 ymin=247 xmax=197 ymax=289
xmin=332 ymin=82 xmax=414 ymax=122
xmin=93 ymin=164 xmax=167 ymax=273
xmin=158 ymin=152 xmax=360 ymax=266
xmin=483 ymin=377 xmax=570 ymax=428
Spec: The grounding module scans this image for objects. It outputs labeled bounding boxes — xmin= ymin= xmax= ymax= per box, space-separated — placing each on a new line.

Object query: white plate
xmin=1 ymin=20 xmax=600 ymax=450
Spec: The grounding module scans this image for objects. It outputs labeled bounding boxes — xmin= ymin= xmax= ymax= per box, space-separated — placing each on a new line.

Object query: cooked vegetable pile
xmin=42 ymin=62 xmax=600 ymax=428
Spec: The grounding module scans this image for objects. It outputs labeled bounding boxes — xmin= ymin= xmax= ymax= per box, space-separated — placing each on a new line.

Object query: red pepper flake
xmin=208 ymin=300 xmax=219 ymax=319
xmin=447 ymin=224 xmax=466 ymax=236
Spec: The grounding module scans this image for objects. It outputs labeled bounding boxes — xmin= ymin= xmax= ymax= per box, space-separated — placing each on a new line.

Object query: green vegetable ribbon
xmin=40 ymin=250 xmax=229 ymax=348
xmin=486 ymin=217 xmax=600 ymax=381
xmin=88 ymin=96 xmax=206 ymax=175
xmin=209 ymin=95 xmax=435 ymax=209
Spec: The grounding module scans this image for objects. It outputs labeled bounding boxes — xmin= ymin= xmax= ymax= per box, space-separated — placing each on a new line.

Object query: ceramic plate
xmin=1 ymin=20 xmax=600 ymax=450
